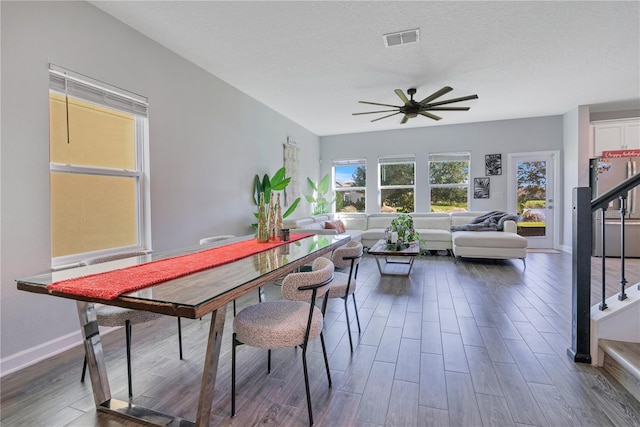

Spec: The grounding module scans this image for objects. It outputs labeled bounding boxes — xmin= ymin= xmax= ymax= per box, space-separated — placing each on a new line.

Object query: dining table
xmin=15 ymin=233 xmax=351 ymax=427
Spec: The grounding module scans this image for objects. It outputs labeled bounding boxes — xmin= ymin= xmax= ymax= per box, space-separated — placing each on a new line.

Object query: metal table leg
xmin=77 ymin=301 xmax=201 ymax=426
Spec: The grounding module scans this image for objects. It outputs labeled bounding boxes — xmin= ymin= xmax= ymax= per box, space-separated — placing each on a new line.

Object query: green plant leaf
xmin=283 ymin=197 xmax=301 ymax=218
xmin=318 ymin=173 xmax=330 ymax=194
xmin=262 ymin=174 xmax=271 ymax=204
xmin=305 ymin=195 xmax=317 ymax=203
xmin=271 ymin=177 xmax=291 ymax=191
xmin=270 ymin=167 xmax=286 ymax=187
xmin=253 ymin=175 xmax=262 ymax=205
xmin=307 ymin=177 xmax=318 ymax=192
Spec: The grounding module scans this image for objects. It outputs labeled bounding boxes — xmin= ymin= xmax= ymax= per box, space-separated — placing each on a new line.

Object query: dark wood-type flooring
xmin=2 ymin=251 xmax=640 ymax=426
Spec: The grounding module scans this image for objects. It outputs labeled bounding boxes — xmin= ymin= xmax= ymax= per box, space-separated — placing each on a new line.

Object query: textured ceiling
xmin=90 ymin=1 xmax=640 ymax=136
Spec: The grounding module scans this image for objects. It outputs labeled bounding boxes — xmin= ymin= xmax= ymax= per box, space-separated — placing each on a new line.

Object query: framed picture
xmin=474 ymin=177 xmax=490 ymax=199
xmin=485 ymin=153 xmax=502 ymax=175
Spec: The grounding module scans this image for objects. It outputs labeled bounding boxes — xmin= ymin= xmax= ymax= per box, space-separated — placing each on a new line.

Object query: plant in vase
xmin=252 ymin=166 xmax=300 ymax=230
xmin=389 ymin=213 xmax=420 ymax=250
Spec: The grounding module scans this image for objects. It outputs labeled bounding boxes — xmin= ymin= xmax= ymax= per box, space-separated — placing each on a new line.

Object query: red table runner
xmin=47 ymin=234 xmax=312 ymax=300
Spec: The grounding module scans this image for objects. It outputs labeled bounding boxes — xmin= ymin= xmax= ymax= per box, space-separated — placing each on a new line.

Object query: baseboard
xmin=0 ymin=326 xmax=116 ymax=377
xmin=559 ymin=244 xmax=571 ymax=254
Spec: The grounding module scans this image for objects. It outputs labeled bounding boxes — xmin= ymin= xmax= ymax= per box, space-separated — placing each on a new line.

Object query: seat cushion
xmin=95 ymin=304 xmax=162 ymax=327
xmin=326 ymin=271 xmax=356 ymax=298
xmin=452 ymin=231 xmax=527 ymax=249
xmin=234 ymin=300 xmax=323 ymax=349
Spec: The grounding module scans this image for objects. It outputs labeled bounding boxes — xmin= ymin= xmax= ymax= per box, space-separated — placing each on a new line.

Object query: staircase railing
xmin=568 ymin=172 xmax=640 ymax=364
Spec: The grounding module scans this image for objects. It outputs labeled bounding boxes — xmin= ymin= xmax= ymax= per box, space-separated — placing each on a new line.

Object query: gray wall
xmin=320 ymin=116 xmax=564 ymax=214
xmin=0 ymin=1 xmax=318 ymax=370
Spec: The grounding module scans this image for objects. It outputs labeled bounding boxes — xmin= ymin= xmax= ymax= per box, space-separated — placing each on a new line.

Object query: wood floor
xmin=2 ymin=251 xmax=640 ymax=427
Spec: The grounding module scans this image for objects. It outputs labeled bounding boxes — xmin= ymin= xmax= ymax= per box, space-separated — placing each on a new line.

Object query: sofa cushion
xmin=336 ymin=213 xmax=368 ymax=230
xmin=324 ymin=220 xmax=345 ymax=233
xmin=418 ymin=229 xmax=451 ymax=242
xmin=367 ymin=214 xmax=396 ymax=229
xmin=452 ymin=231 xmax=527 ymax=249
xmin=412 ymin=214 xmax=451 ymax=230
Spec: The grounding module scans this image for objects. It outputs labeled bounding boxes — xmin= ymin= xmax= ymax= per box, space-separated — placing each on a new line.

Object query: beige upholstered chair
xmin=231 ymin=257 xmax=334 ymax=426
xmin=327 ymin=241 xmax=364 ymax=352
xmin=79 ymin=251 xmax=183 ymax=397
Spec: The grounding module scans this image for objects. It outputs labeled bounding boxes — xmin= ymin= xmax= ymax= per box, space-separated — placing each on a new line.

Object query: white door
xmin=507 ymin=151 xmax=559 ymax=249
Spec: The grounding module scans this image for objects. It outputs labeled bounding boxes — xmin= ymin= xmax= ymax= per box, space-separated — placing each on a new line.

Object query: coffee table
xmin=368 ymin=239 xmax=420 ymax=276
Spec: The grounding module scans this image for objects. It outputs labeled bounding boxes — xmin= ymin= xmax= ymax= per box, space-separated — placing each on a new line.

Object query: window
xmin=429 ymin=152 xmax=470 ymax=212
xmin=333 ymin=159 xmax=366 ymax=212
xmin=49 ymin=65 xmax=149 ymax=268
xmin=379 ymin=156 xmax=415 ymax=212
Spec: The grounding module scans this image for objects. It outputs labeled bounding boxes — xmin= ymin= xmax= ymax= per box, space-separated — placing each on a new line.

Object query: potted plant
xmin=305 ymin=173 xmax=335 ymax=215
xmin=389 ymin=213 xmax=420 ymax=249
xmin=252 ymin=167 xmax=300 ymax=228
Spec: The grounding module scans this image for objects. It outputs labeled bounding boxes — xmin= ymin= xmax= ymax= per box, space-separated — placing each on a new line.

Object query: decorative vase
xmin=275 ymin=193 xmax=283 ymax=240
xmin=268 ymin=191 xmax=277 ymax=241
xmin=257 ymin=192 xmax=269 ymax=243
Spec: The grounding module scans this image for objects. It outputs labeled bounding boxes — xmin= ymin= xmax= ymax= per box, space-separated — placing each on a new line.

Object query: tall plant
xmin=252 ymin=167 xmax=300 ymax=226
xmin=306 ymin=173 xmax=335 ymax=215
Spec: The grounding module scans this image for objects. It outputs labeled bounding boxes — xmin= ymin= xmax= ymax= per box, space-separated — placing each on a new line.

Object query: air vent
xmin=383 ymin=29 xmax=419 ymax=47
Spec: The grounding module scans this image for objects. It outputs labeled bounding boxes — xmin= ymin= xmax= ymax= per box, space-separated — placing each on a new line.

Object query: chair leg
xmin=231 ymin=332 xmax=237 ymax=417
xmin=352 ymin=294 xmax=362 ymax=333
xmin=125 ymin=320 xmax=133 ymax=398
xmin=343 ymin=298 xmax=354 ymax=353
xmin=233 ymin=299 xmax=237 ymax=316
xmin=177 ymin=317 xmax=183 ymax=360
xmin=300 ymin=348 xmax=314 ymax=427
xmin=80 ymin=354 xmax=87 ymax=382
xmin=258 ymin=286 xmax=263 ymax=303
xmin=267 ymin=349 xmax=271 ymax=373
xmin=319 ymin=332 xmax=332 ymax=387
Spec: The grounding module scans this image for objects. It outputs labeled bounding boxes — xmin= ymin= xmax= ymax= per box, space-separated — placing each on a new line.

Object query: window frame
xmin=332 ymin=159 xmax=367 ymax=213
xmin=378 ymin=155 xmax=416 ymax=213
xmin=49 ymin=66 xmax=150 ymax=269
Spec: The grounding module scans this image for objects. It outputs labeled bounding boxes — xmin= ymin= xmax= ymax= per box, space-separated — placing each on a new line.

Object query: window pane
xmin=335 ymin=164 xmax=366 ymax=187
xmin=334 ymin=163 xmax=366 ymax=213
xmin=381 ymin=188 xmax=414 ymax=213
xmin=336 ymin=190 xmax=365 ymax=212
xmin=380 ymin=163 xmax=414 ymax=186
xmin=429 ymin=160 xmax=469 ymax=184
xmin=430 ymin=187 xmax=468 ymax=212
xmin=50 ymin=172 xmax=138 ymax=257
xmin=50 ymin=92 xmax=135 ymax=169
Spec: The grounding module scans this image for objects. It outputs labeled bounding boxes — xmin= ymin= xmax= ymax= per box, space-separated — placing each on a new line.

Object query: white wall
xmin=562 ymin=105 xmax=591 ymax=252
xmin=0 ymin=1 xmax=319 ymax=373
xmin=320 ymin=116 xmax=564 ymax=214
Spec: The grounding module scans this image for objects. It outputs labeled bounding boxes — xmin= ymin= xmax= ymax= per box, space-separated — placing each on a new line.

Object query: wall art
xmin=474 ymin=177 xmax=490 ymax=199
xmin=485 ymin=153 xmax=502 ymax=175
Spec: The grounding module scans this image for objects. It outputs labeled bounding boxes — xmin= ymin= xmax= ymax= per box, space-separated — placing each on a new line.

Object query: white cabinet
xmin=593 ymin=119 xmax=640 ymax=157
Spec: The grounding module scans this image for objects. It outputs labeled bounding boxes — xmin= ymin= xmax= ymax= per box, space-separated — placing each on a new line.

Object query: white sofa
xmin=283 ymin=211 xmax=528 ymax=264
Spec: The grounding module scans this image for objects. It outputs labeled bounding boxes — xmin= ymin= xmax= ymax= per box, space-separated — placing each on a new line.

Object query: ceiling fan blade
xmin=371 ymin=112 xmax=402 ymax=122
xmin=423 ymin=106 xmax=471 ymax=111
xmin=400 ymin=115 xmax=409 ymax=124
xmin=358 ymin=100 xmax=402 ymax=108
xmin=419 ymin=111 xmax=442 ymax=121
xmin=352 ymin=109 xmax=400 ymax=116
xmin=425 ymin=94 xmax=479 ymax=108
xmin=394 ymin=89 xmax=409 ymax=104
xmin=419 ymin=86 xmax=453 ymax=105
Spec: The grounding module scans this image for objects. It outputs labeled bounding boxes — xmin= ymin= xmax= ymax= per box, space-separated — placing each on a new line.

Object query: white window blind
xmin=49 ymin=64 xmax=148 ymax=117
xmin=379 ymin=155 xmax=416 ymax=164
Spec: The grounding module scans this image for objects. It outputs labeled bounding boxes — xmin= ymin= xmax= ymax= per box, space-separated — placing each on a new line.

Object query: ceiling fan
xmin=353 ymin=87 xmax=478 ymax=124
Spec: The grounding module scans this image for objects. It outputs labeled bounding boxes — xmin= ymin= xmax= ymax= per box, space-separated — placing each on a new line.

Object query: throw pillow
xmin=325 ymin=220 xmax=346 ymax=233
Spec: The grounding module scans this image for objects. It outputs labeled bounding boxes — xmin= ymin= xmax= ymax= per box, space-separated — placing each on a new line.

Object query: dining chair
xmin=327 ymin=240 xmax=363 ymax=352
xmin=199 ymin=234 xmax=264 ymax=316
xmin=231 ymin=257 xmax=334 ymax=426
xmin=79 ymin=251 xmax=183 ymax=398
